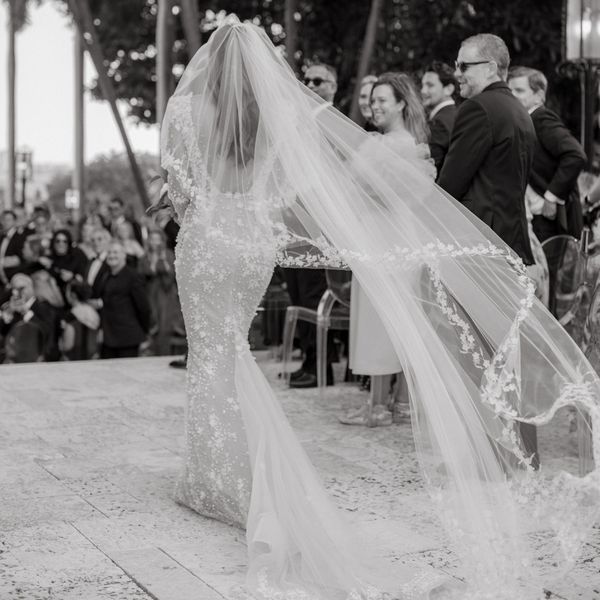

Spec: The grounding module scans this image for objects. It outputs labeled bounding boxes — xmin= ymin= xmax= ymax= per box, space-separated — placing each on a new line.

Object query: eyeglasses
xmin=455 ymin=60 xmax=490 ymax=73
xmin=54 ymin=238 xmax=68 ymax=244
xmin=304 ymin=77 xmax=332 ymax=87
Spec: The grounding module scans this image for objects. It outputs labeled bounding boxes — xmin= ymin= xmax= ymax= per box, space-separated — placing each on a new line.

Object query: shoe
xmin=368 ymin=404 xmax=393 ymax=427
xmin=169 ymin=357 xmax=187 ymax=369
xmin=290 ymin=368 xmax=305 ymax=382
xmin=338 ymin=403 xmax=370 ymax=425
xmin=289 ymin=372 xmax=333 ymax=388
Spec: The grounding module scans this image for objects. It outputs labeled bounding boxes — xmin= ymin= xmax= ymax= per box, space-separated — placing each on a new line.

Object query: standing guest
xmin=31 ymin=206 xmax=53 ymax=256
xmin=358 ymin=74 xmax=378 ymax=131
xmin=84 ymin=227 xmax=111 ymax=299
xmin=115 ymin=220 xmax=145 ymax=268
xmin=78 ymin=221 xmax=97 ymax=259
xmin=0 ymin=210 xmax=27 ymax=289
xmin=283 ymin=62 xmax=338 ymax=388
xmin=438 ymin=33 xmax=538 ymax=467
xmin=108 ymin=196 xmax=144 ymax=246
xmin=438 ymin=33 xmax=536 ymax=266
xmin=508 ymin=66 xmax=586 ymax=241
xmin=420 ymin=61 xmax=458 ymax=175
xmin=138 ymin=229 xmax=180 ymax=355
xmin=0 ymin=273 xmax=59 ymax=363
xmin=99 ymin=241 xmax=151 ymax=359
xmin=345 ymin=72 xmax=435 ymax=426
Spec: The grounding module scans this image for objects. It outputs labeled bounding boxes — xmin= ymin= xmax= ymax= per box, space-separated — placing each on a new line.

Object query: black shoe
xmin=169 ymin=357 xmax=187 ymax=369
xmin=290 ymin=368 xmax=305 ymax=381
xmin=289 ymin=371 xmax=333 ymax=388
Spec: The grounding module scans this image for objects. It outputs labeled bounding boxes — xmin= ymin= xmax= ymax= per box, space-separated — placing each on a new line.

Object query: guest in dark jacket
xmin=421 ymin=61 xmax=458 ymax=175
xmin=508 ymin=66 xmax=586 ymax=241
xmin=99 ymin=241 xmax=151 ymax=359
xmin=438 ymin=34 xmax=536 ymax=265
xmin=38 ymin=229 xmax=88 ymax=304
xmin=84 ymin=227 xmax=112 ymax=299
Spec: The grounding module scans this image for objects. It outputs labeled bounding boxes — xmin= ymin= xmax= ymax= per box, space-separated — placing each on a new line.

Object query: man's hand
xmin=541 ymin=199 xmax=557 ymax=220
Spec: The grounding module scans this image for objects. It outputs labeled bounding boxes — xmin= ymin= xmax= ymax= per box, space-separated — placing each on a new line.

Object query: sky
xmin=0 ymin=3 xmax=159 ymax=167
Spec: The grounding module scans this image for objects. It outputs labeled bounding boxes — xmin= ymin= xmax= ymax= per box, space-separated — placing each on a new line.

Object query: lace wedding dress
xmin=160 ymin=16 xmax=600 ymax=600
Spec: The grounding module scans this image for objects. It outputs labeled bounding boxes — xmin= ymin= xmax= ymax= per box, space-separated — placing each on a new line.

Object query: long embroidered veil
xmin=161 ymin=16 xmax=600 ymax=600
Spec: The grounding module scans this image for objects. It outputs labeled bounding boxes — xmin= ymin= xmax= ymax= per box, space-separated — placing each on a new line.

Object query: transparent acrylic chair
xmin=281 ymin=269 xmax=352 ymax=389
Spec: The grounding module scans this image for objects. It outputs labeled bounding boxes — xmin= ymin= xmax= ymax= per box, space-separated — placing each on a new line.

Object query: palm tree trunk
xmin=180 ymin=0 xmax=201 ymax=59
xmin=7 ymin=1 xmax=17 ymax=207
xmin=349 ymin=0 xmax=384 ymax=123
xmin=284 ymin=0 xmax=299 ymax=71
xmin=68 ymin=0 xmax=150 ymax=210
xmin=73 ymin=30 xmax=85 ymax=214
xmin=156 ymin=0 xmax=173 ymax=126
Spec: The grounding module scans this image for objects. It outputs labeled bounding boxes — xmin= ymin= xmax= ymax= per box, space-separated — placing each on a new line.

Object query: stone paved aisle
xmin=0 ymin=356 xmax=598 ymax=599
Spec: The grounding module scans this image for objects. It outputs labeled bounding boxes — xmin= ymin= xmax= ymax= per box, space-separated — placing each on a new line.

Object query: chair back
xmin=325 ymin=269 xmax=352 ymax=307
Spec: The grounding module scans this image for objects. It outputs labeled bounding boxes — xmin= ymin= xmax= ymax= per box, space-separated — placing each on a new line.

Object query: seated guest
xmin=0 ymin=273 xmax=59 ymax=363
xmin=98 ymin=241 xmax=151 ymax=359
xmin=138 ymin=229 xmax=181 ymax=355
xmin=420 ymin=61 xmax=458 ymax=175
xmin=61 ymin=279 xmax=101 ymax=360
xmin=115 ymin=221 xmax=145 ymax=269
xmin=508 ymin=66 xmax=587 ymax=241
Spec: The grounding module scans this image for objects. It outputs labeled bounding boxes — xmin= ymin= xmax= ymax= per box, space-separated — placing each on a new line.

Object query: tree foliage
xmin=47 ymin=152 xmax=159 ymax=216
xmin=57 ymin=0 xmax=573 ymax=126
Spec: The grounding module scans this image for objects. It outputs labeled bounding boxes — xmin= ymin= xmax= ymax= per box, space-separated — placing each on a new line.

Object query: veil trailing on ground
xmin=161 ymin=16 xmax=600 ymax=600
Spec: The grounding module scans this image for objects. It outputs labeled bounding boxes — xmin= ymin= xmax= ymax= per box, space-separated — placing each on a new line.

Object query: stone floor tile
xmin=108 ymin=547 xmax=226 ymax=600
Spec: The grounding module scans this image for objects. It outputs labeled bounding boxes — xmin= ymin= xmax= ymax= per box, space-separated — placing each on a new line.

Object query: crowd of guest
xmin=0 ymin=199 xmax=185 ymax=364
xmin=288 ymin=32 xmax=588 ymax=423
xmin=1 ymin=33 xmax=590 ymax=378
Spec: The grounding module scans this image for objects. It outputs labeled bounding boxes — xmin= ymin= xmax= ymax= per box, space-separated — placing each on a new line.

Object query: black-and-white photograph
xmin=0 ymin=1 xmax=599 ymax=598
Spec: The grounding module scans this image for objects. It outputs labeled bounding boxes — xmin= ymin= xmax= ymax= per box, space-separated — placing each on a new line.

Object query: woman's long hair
xmin=207 ymin=23 xmax=259 ymax=165
xmin=373 ymin=72 xmax=429 ymax=144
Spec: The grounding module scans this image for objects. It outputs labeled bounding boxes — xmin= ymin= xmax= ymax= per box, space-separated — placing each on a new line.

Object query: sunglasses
xmin=54 ymin=238 xmax=69 ymax=244
xmin=455 ymin=60 xmax=490 ymax=73
xmin=304 ymin=77 xmax=332 ymax=87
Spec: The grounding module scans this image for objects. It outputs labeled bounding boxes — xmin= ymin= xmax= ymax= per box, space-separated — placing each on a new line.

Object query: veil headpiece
xmin=161 ymin=19 xmax=600 ymax=599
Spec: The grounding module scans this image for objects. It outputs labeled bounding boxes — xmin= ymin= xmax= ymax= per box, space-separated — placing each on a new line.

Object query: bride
xmin=158 ymin=16 xmax=600 ymax=600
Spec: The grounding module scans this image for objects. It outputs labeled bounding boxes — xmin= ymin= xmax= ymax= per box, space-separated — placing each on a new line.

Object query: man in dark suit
xmin=283 ymin=62 xmax=338 ymax=388
xmin=438 ymin=33 xmax=536 ymax=266
xmin=421 ymin=61 xmax=458 ymax=175
xmin=508 ymin=66 xmax=586 ymax=242
xmin=0 ymin=210 xmax=28 ymax=289
xmin=84 ymin=227 xmax=112 ymax=298
xmin=99 ymin=241 xmax=151 ymax=359
xmin=438 ymin=34 xmax=538 ymax=467
xmin=0 ymin=273 xmax=59 ymax=362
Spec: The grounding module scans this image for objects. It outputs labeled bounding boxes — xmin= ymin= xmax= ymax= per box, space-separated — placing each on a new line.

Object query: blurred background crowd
xmin=0 ymin=197 xmax=187 ymax=362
